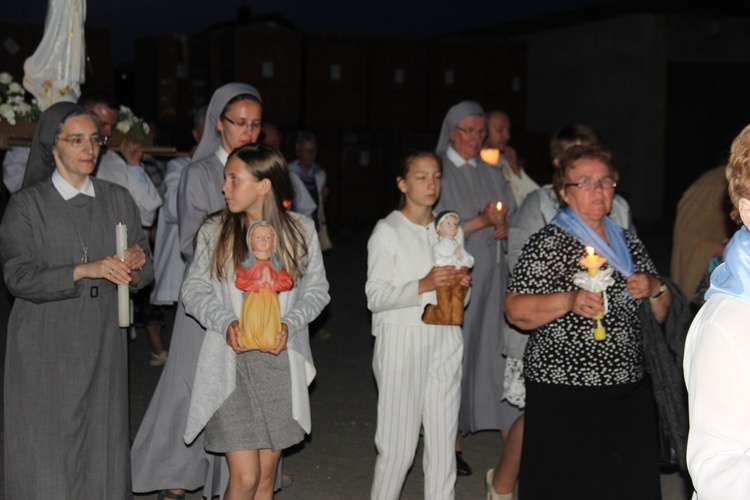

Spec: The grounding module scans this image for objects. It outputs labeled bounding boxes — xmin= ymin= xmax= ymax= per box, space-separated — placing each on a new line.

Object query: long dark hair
xmin=209 ymin=143 xmax=308 ymax=283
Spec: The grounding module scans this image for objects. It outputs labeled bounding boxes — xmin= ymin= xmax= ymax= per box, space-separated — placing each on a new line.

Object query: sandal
xmin=281 ymin=470 xmax=294 ymax=488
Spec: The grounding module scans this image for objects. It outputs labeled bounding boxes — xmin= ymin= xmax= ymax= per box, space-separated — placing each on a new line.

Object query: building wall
xmin=515 ymin=12 xmax=750 ymax=223
xmin=515 ymin=14 xmax=668 ymax=222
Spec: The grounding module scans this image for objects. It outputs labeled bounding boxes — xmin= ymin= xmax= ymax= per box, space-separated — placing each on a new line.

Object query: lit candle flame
xmin=586 ymin=246 xmax=594 ymax=257
xmin=496 ymin=201 xmax=503 ymax=211
xmin=481 ymin=148 xmax=500 ymax=166
xmin=282 ymin=199 xmax=292 ymax=210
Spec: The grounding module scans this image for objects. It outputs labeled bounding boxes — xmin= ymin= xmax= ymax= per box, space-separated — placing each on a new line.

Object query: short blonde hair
xmin=726 ymin=124 xmax=750 ymax=224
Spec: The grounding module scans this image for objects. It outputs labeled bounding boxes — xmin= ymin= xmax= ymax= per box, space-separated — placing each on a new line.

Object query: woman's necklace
xmin=65 ymin=197 xmax=94 ymax=264
xmin=73 ymin=225 xmax=90 ymax=263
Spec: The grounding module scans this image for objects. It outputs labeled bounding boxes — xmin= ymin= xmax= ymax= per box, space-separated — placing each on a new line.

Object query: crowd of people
xmin=1 ymin=78 xmax=749 ymax=500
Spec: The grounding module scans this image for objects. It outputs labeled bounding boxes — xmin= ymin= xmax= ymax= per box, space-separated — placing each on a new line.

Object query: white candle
xmin=496 ymin=201 xmax=503 ymax=264
xmin=116 ymin=223 xmax=130 ymax=327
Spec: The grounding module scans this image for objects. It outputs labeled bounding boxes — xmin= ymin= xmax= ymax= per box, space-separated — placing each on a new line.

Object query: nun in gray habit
xmin=131 ymin=83 xmax=266 ymax=498
xmin=0 ymin=102 xmax=152 ymax=498
xmin=434 ymin=101 xmax=522 ymax=437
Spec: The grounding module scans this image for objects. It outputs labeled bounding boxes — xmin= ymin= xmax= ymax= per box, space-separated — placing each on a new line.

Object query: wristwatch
xmin=651 ymin=281 xmax=667 ymax=299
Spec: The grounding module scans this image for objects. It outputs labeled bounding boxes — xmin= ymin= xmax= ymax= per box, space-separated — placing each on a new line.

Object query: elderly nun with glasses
xmin=433 ymin=100 xmax=518 ymax=477
xmin=504 ymin=144 xmax=678 ymax=500
xmin=0 ymin=102 xmax=151 ymax=498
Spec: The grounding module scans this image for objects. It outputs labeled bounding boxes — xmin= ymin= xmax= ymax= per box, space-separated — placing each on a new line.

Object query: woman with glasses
xmin=0 ymin=102 xmax=152 ymax=498
xmin=433 ymin=100 xmax=518 ymax=477
xmin=131 ymin=83 xmax=264 ymax=500
xmin=505 ymin=145 xmax=671 ymax=499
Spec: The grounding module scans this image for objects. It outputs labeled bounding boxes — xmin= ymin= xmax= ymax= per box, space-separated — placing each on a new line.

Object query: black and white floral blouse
xmin=508 ymin=224 xmax=659 ymax=387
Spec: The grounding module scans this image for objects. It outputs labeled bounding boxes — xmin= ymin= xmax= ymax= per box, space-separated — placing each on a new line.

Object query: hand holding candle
xmin=116 ymin=223 xmax=130 ymax=328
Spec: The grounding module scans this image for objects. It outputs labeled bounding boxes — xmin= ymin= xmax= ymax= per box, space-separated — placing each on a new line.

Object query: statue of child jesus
xmin=422 ymin=211 xmax=474 ymax=326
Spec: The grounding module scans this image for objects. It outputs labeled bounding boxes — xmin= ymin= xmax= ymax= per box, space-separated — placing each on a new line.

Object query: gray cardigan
xmin=639 ymin=278 xmax=690 ymax=471
xmin=181 ymin=213 xmax=330 ymax=443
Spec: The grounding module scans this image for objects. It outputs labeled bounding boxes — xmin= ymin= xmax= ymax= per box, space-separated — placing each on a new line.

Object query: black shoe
xmin=456 ymin=451 xmax=473 ymax=477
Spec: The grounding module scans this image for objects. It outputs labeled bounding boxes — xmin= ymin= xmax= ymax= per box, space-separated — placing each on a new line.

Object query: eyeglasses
xmin=454 ymin=126 xmax=487 ymax=139
xmin=564 ymin=177 xmax=617 ymax=191
xmin=58 ymin=135 xmax=107 ymax=148
xmin=221 ymin=115 xmax=261 ymax=132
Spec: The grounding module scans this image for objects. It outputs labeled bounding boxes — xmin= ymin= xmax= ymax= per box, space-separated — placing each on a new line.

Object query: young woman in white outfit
xmin=367 ymin=151 xmax=471 ymax=499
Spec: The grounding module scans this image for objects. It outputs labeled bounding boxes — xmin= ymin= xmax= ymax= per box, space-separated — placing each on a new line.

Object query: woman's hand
xmin=488 ymin=202 xmax=510 ymax=239
xmin=482 ymin=201 xmax=509 ymax=227
xmin=123 ymin=244 xmax=147 ymax=271
xmin=627 ymin=272 xmax=672 ymax=323
xmin=74 ymin=255 xmax=133 ymax=284
xmin=120 ymin=137 xmax=144 ymax=166
xmin=226 ymin=320 xmax=248 ymax=354
xmin=464 ymin=202 xmax=508 ymax=236
xmin=504 ymin=146 xmax=520 ymax=176
xmin=492 ymin=219 xmax=510 ymax=240
xmin=567 ymin=289 xmax=605 ymax=319
xmin=418 ymin=265 xmax=461 ymax=293
xmin=264 ymin=323 xmax=289 ymax=356
xmin=626 ymin=273 xmax=660 ymax=300
xmin=459 ymin=267 xmax=472 ymax=288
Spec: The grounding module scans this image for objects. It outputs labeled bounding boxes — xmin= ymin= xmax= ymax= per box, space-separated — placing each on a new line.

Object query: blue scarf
xmin=551 ymin=207 xmax=635 ymax=277
xmin=706 ymin=226 xmax=750 ymax=301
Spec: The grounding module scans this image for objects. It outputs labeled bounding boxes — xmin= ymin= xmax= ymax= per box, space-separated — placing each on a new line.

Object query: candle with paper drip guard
xmin=116 ymin=223 xmax=130 ymax=327
xmin=480 ymin=148 xmax=500 ymax=166
xmin=579 ymin=246 xmax=607 ymax=341
xmin=581 ymin=246 xmax=605 ymax=275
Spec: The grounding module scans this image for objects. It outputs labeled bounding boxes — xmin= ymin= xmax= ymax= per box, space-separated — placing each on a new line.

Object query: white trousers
xmin=371 ymin=324 xmax=463 ymax=500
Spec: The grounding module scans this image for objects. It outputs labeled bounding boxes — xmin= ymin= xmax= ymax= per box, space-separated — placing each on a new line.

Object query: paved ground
xmin=0 ymin=225 xmax=692 ymax=499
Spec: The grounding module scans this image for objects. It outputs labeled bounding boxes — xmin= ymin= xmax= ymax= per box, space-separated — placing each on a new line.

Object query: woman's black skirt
xmin=520 ymin=377 xmax=661 ymax=500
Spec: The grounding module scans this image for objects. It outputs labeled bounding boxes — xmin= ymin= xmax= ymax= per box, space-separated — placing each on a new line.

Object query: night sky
xmin=7 ymin=0 xmax=608 ymax=64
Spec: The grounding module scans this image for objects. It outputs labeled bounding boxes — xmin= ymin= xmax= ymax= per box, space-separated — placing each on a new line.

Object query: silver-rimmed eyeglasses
xmin=58 ymin=135 xmax=107 ymax=148
xmin=454 ymin=125 xmax=487 ymax=139
xmin=221 ymin=115 xmax=261 ymax=132
xmin=564 ymin=177 xmax=617 ymax=191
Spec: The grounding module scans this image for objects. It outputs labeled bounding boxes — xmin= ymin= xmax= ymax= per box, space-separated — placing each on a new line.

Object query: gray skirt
xmin=204 ymin=350 xmax=304 ymax=453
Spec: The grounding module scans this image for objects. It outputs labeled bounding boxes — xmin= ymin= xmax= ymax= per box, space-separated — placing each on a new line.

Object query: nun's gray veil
xmin=22 ymin=101 xmax=82 ymax=189
xmin=192 ymin=83 xmax=263 ymax=162
xmin=435 ymin=100 xmax=485 ymax=156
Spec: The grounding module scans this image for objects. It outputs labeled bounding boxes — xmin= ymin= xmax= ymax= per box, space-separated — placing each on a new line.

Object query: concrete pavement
xmin=128 ymin=228 xmax=692 ymax=499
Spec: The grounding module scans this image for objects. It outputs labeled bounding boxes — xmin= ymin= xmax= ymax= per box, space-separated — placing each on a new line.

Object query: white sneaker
xmin=150 ymin=351 xmax=168 ymax=366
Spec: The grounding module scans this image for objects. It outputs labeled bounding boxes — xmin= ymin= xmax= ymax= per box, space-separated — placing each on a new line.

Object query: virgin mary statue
xmin=23 ymin=0 xmax=86 ymax=110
